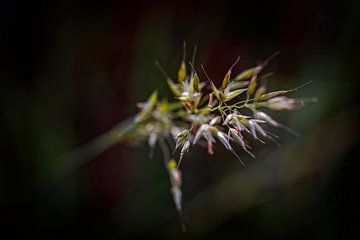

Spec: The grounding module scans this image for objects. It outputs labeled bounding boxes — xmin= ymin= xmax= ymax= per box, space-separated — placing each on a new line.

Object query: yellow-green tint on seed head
xmin=234 ymin=66 xmax=260 ymax=81
xmin=224 ymin=89 xmax=247 ymax=102
xmin=168 ymin=159 xmax=177 ymax=169
xmin=166 ymin=78 xmax=181 ymax=96
xmin=191 ymin=72 xmax=200 ymax=92
xmin=255 ymin=86 xmax=266 ymax=100
xmin=221 ymin=57 xmax=240 ymax=89
xmin=134 ymin=91 xmax=158 ymax=123
xmin=158 ymin=99 xmax=169 ymax=114
xmin=178 ymin=61 xmax=187 ymax=83
xmin=209 ymin=81 xmax=221 ymax=101
xmin=259 ymin=90 xmax=288 ymax=101
xmin=149 ymin=91 xmax=158 ymax=106
xmin=239 ymin=118 xmax=248 ymax=125
xmin=247 ymin=76 xmax=257 ymax=96
xmin=221 ymin=71 xmax=231 ymax=89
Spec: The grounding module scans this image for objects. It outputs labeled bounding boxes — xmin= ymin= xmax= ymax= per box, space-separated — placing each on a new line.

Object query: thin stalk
xmin=35 ymin=116 xmax=138 ymax=186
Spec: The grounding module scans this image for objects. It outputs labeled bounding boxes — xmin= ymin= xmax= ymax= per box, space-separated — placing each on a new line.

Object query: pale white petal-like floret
xmin=178 ymin=140 xmax=191 ymax=166
xmin=209 ymin=116 xmax=221 ymax=126
xmin=193 ymin=125 xmax=206 ymax=144
xmin=253 ymin=110 xmax=279 ymax=127
xmin=268 ymin=97 xmax=296 ymax=110
xmin=217 ymin=131 xmax=232 ymax=150
xmin=223 ymin=114 xmax=234 ymax=125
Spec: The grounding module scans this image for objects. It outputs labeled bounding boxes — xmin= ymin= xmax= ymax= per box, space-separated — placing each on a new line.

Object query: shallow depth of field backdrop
xmin=1 ymin=0 xmax=360 ymax=239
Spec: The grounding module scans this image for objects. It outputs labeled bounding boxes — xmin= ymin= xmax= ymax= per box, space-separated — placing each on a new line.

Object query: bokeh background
xmin=1 ymin=0 xmax=360 ymax=239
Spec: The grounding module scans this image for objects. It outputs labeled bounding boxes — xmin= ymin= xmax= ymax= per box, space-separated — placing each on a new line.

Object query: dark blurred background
xmin=1 ymin=0 xmax=360 ymax=239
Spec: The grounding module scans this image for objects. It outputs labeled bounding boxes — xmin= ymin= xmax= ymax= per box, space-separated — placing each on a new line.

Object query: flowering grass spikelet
xmin=122 ymin=45 xmax=314 ymax=230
